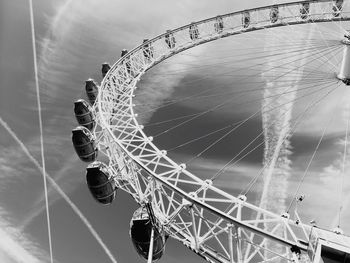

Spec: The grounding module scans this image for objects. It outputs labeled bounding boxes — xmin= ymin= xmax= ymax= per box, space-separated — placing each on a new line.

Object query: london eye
xmin=69 ymin=1 xmax=350 ymax=262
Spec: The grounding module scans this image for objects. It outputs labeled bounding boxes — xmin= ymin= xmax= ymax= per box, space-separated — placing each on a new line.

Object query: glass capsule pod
xmin=130 ymin=206 xmax=166 ymax=261
xmin=121 ymin=49 xmax=131 ymax=75
xmin=270 ymin=6 xmax=279 ymax=23
xmin=300 ymin=2 xmax=310 ymax=20
xmin=102 ymin=62 xmax=111 ymax=78
xmin=72 ymin=126 xmax=98 ymax=162
xmin=74 ymin=99 xmax=95 ymax=130
xmin=189 ymin=23 xmax=199 ymax=41
xmin=242 ymin=11 xmax=250 ymax=28
xmin=85 ymin=78 xmax=99 ymax=105
xmin=86 ymin=161 xmax=116 ymax=205
xmin=143 ymin=39 xmax=154 ymax=60
xmin=333 ymin=0 xmax=344 ymax=17
xmin=165 ymin=30 xmax=176 ymax=49
xmin=214 ymin=16 xmax=224 ymax=33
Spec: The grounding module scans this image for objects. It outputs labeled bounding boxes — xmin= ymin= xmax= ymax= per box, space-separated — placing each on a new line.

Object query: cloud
xmin=0 ymin=205 xmax=50 ymax=263
xmin=182 ymin=154 xmax=262 ymax=196
xmin=13 ymin=1 xmax=349 ymax=261
xmin=0 ymin=159 xmax=48 ymax=262
xmin=21 ymin=154 xmax=78 ymax=227
xmin=285 ymin=134 xmax=350 ymax=234
xmin=253 ymin=23 xmax=316 ymax=258
xmin=259 ymin=24 xmax=315 ymax=214
xmin=135 ymin=49 xmax=206 ymax=124
xmin=319 ymin=136 xmax=350 ymax=231
xmin=0 ymin=116 xmax=118 ymax=263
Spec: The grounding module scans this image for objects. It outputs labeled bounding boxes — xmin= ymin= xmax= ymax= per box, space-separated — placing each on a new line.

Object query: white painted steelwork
xmin=90 ymin=1 xmax=350 ymax=262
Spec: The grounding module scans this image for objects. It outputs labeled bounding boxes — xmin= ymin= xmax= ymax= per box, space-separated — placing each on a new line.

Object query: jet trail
xmin=0 ymin=116 xmax=118 ymax=263
xmin=259 ymin=25 xmax=314 ymax=259
xmin=329 ymin=101 xmax=350 ymax=230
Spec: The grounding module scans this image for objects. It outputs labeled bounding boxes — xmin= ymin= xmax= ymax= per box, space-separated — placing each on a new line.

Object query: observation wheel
xmin=72 ymin=1 xmax=350 ymax=262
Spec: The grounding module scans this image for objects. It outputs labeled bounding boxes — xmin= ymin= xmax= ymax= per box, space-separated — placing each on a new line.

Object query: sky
xmin=1 ymin=0 xmax=350 ymax=262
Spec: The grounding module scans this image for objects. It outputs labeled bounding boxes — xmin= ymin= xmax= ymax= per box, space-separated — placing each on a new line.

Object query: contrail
xmin=0 ymin=116 xmax=118 ymax=263
xmin=259 ymin=25 xmax=314 ymax=259
xmin=22 ymin=154 xmax=78 ymax=228
xmin=330 ymin=100 xmax=350 ymax=229
xmin=28 ymin=0 xmax=53 ymax=261
xmin=135 ymin=50 xmax=204 ymax=124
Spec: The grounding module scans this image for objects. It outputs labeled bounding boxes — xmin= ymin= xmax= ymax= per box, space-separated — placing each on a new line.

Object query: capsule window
xmin=214 ymin=17 xmax=224 ymax=33
xmin=333 ymin=0 xmax=343 ymax=17
xmin=143 ymin=39 xmax=154 ymax=60
xmin=321 ymin=245 xmax=350 ymax=262
xmin=189 ymin=24 xmax=199 ymax=40
xmin=270 ymin=6 xmax=279 ymax=23
xmin=300 ymin=3 xmax=310 ymax=20
xmin=165 ymin=32 xmax=176 ymax=49
xmin=242 ymin=12 xmax=250 ymax=28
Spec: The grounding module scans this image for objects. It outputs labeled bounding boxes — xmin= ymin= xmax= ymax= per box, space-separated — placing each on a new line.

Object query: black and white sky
xmin=1 ymin=0 xmax=350 ymax=262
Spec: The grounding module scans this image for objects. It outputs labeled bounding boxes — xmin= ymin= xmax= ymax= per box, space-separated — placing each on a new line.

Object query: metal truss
xmin=92 ymin=1 xmax=350 ymax=262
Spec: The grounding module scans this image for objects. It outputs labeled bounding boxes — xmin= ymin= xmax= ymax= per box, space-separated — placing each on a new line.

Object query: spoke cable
xmin=165 ymin=79 xmax=336 ymax=153
xmin=286 ymin=97 xmax=339 ymax=213
xmin=208 ymin=82 xmax=340 ymax=235
xmin=242 ymin=83 xmax=341 ymax=196
xmin=210 ymin=81 xmax=339 ymax=182
xmin=141 ymin=44 xmax=339 ymax=125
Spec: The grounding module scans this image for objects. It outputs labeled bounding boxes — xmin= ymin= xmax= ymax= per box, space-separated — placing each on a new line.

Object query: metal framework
xmin=92 ymin=1 xmax=350 ymax=262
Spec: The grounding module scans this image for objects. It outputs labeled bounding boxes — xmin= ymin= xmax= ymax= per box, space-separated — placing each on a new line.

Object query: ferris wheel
xmin=72 ymin=0 xmax=350 ymax=262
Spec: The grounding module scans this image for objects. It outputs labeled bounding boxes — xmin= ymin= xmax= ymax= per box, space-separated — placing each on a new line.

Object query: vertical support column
xmin=191 ymin=207 xmax=199 ymax=251
xmin=228 ymin=224 xmax=235 ymax=263
xmin=236 ymin=199 xmax=243 ymax=263
xmin=147 ymin=227 xmax=155 ymax=263
xmin=235 ymin=225 xmax=243 ymax=263
xmin=338 ymin=39 xmax=350 ymax=85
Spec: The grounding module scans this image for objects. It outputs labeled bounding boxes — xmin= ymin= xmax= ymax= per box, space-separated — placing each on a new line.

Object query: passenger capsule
xmin=72 ymin=126 xmax=98 ymax=162
xmin=270 ymin=6 xmax=279 ymax=23
xmin=85 ymin=79 xmax=99 ymax=105
xmin=121 ymin=49 xmax=131 ymax=74
xmin=102 ymin=62 xmax=111 ymax=78
xmin=189 ymin=23 xmax=199 ymax=41
xmin=165 ymin=30 xmax=176 ymax=49
xmin=333 ymin=0 xmax=343 ymax=17
xmin=130 ymin=206 xmax=166 ymax=261
xmin=121 ymin=49 xmax=128 ymax=57
xmin=300 ymin=2 xmax=310 ymax=20
xmin=74 ymin=99 xmax=95 ymax=130
xmin=86 ymin=161 xmax=116 ymax=205
xmin=143 ymin=39 xmax=154 ymax=60
xmin=214 ymin=16 xmax=224 ymax=33
xmin=242 ymin=11 xmax=250 ymax=28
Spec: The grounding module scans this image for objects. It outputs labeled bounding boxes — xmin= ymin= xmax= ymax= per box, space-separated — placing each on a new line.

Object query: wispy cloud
xmin=0 ymin=207 xmax=49 ymax=263
xmin=182 ymin=154 xmax=262 ymax=196
xmin=0 ymin=154 xmax=50 ymax=262
xmin=135 ymin=50 xmax=206 ymax=124
xmin=21 ymin=153 xmax=78 ymax=227
xmin=0 ymin=116 xmax=118 ymax=263
xmin=321 ymin=128 xmax=350 ymax=231
xmin=257 ymin=25 xmax=314 ymax=258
